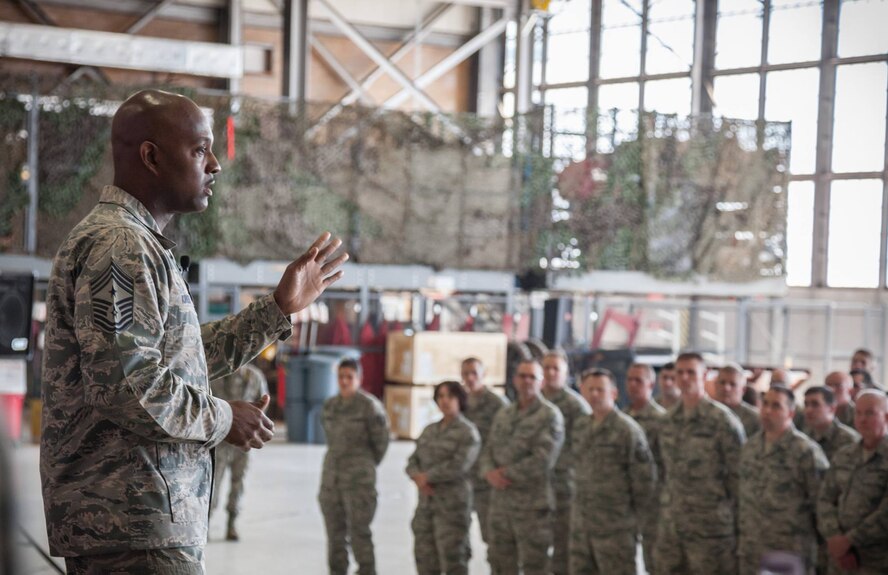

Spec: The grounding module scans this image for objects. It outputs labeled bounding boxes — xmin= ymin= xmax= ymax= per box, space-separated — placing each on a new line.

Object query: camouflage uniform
xmin=801 ymin=420 xmax=858 ymax=573
xmin=463 ymin=386 xmax=508 ymax=546
xmin=730 ymin=402 xmax=762 ymax=439
xmin=738 ymin=427 xmax=829 ymax=575
xmin=802 ymin=420 xmax=860 ymax=463
xmin=817 ymin=436 xmax=888 ymax=574
xmin=834 ymin=402 xmax=855 ymax=428
xmin=319 ymin=389 xmax=390 ymax=575
xmin=571 ymin=409 xmax=656 ymax=575
xmin=627 ymin=399 xmax=667 ymax=573
xmin=655 ymin=397 xmax=746 ymax=575
xmin=40 ymin=187 xmax=292 ymax=566
xmin=406 ymin=415 xmax=481 ymax=575
xmin=210 ymin=363 xmax=269 ymax=518
xmin=478 ymin=396 xmax=564 ymax=575
xmin=542 ymin=386 xmax=591 ymax=575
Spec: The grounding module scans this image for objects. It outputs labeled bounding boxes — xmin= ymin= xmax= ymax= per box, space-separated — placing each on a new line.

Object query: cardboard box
xmin=385 ymin=332 xmax=508 ymax=386
xmin=384 ymin=383 xmax=506 ymax=440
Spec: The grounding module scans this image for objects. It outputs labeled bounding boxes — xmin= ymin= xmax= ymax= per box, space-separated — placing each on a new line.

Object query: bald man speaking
xmin=40 ymin=90 xmax=347 ymax=574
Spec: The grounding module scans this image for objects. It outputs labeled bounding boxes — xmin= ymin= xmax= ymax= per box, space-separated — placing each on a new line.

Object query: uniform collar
xmin=99 ymin=185 xmax=177 ymax=249
xmin=760 ymin=425 xmax=796 ymax=455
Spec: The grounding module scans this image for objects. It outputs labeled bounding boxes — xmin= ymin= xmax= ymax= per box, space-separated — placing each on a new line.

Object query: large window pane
xmin=839 ymin=0 xmax=888 ymax=57
xmin=601 ymin=0 xmax=642 ymax=78
xmin=827 ymin=179 xmax=883 ymax=288
xmin=766 ymin=68 xmax=820 ymax=175
xmin=645 ymin=1 xmax=695 ymax=75
xmin=644 ymin=78 xmax=691 ymax=117
xmin=546 ymin=32 xmax=591 ymax=84
xmin=768 ymin=3 xmax=822 ymax=64
xmin=832 ymin=63 xmax=888 ymax=173
xmin=597 ymin=82 xmax=639 ymax=153
xmin=713 ymin=74 xmax=760 ymax=121
xmin=716 ymin=2 xmax=763 ymax=69
xmin=545 ymin=0 xmax=591 ymax=84
xmin=546 ymin=87 xmax=588 ymax=134
xmin=786 ymin=182 xmax=814 ymax=287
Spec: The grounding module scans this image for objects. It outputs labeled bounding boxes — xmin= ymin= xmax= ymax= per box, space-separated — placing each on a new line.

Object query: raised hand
xmin=273 ymin=232 xmax=349 ymax=315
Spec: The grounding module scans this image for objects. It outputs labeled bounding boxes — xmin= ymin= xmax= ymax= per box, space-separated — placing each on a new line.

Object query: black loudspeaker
xmin=0 ymin=274 xmax=35 ymax=358
xmin=542 ymin=297 xmax=573 ymax=350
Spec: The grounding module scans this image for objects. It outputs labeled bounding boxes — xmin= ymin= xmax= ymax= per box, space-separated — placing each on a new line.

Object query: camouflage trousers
xmin=552 ymin=488 xmax=572 ymax=575
xmin=488 ymin=502 xmax=552 ymax=575
xmin=64 ymin=546 xmax=204 ymax=575
xmin=639 ymin=503 xmax=660 ymax=574
xmin=473 ymin=486 xmax=492 ymax=545
xmin=319 ymin=483 xmax=378 ymax=575
xmin=654 ymin=519 xmax=737 ymax=575
xmin=569 ymin=522 xmax=637 ymax=575
xmin=211 ymin=443 xmax=249 ymax=517
xmin=412 ymin=503 xmax=472 ymax=575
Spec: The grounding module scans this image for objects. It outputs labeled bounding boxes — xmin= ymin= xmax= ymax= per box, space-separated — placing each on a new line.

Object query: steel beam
xmin=226 ymin=0 xmax=243 ymax=93
xmin=310 ymin=35 xmax=374 ymax=105
xmin=476 ymin=5 xmax=503 ymax=117
xmin=585 ymin=0 xmax=602 ymax=154
xmin=314 ymin=0 xmax=442 ymax=113
xmin=381 ymin=14 xmax=510 ymax=109
xmin=308 ymin=2 xmax=454 ymax=134
xmin=25 ymin=89 xmax=39 ymax=254
xmin=690 ymin=0 xmax=716 ymax=116
xmin=879 ymin=55 xmax=888 ymax=289
xmin=812 ymin=0 xmax=839 ymax=287
xmin=283 ymin=0 xmax=309 ymax=111
xmin=0 ymin=22 xmax=243 ymax=78
xmin=514 ymin=0 xmax=533 ymax=114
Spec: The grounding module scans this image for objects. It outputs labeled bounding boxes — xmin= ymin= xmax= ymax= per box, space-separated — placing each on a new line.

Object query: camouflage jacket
xmin=659 ymin=396 xmax=746 ymax=538
xmin=40 ymin=186 xmax=292 ymax=556
xmin=320 ymin=389 xmax=390 ymax=489
xmin=802 ymin=419 xmax=860 ymax=463
xmin=463 ymin=386 xmax=508 ymax=491
xmin=572 ymin=409 xmax=656 ymax=535
xmin=478 ymin=395 xmax=564 ymax=510
xmin=542 ymin=386 xmax=591 ymax=495
xmin=731 ymin=401 xmax=762 ymax=438
xmin=817 ymin=436 xmax=888 ymax=568
xmin=626 ymin=399 xmax=667 ymax=480
xmin=211 ymin=363 xmax=268 ymax=403
xmin=406 ymin=415 xmax=481 ymax=511
xmin=835 ymin=401 xmax=855 ymax=428
xmin=738 ymin=427 xmax=828 ymax=561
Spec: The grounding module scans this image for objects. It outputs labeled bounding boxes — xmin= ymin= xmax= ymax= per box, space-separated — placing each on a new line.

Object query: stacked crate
xmin=384 ymin=332 xmax=508 ymax=439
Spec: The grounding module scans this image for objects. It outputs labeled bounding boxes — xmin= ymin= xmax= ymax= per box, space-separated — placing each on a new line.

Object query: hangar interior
xmin=1 ymin=0 xmax=887 ymax=573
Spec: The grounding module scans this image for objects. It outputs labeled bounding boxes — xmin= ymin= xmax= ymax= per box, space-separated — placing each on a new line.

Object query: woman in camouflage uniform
xmin=406 ymin=381 xmax=481 ymax=575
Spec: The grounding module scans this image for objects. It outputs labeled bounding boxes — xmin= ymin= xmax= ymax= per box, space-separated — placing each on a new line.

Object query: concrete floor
xmin=11 ymin=432 xmax=494 ymax=575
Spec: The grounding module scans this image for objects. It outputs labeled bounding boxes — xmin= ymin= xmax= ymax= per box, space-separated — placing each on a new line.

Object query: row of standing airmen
xmin=313 ymin=352 xmax=888 ymax=575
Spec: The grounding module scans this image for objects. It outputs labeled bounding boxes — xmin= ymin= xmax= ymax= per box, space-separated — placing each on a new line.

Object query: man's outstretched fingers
xmin=316 ymin=237 xmax=343 ymax=261
xmin=322 ymin=271 xmax=345 ymax=288
xmin=322 ymin=253 xmax=349 ymax=276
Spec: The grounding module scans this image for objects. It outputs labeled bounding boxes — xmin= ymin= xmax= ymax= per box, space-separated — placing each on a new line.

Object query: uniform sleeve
xmin=802 ymin=443 xmax=830 ymax=515
xmin=478 ymin=411 xmax=503 ymax=479
xmin=628 ymin=427 xmax=657 ymax=516
xmin=367 ymin=399 xmax=390 ymax=465
xmin=721 ymin=412 xmax=747 ymax=504
xmin=201 ymin=294 xmax=292 ymax=381
xmin=405 ymin=428 xmax=426 ymax=477
xmin=425 ymin=426 xmax=482 ymax=484
xmin=817 ymin=465 xmax=842 ymax=538
xmin=503 ymin=408 xmax=565 ymax=486
xmin=846 ymin=475 xmax=888 ymax=547
xmin=75 ymin=231 xmax=231 ymax=446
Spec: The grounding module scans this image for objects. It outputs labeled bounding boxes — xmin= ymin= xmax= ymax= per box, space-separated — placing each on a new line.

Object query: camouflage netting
xmin=0 ymin=76 xmax=789 ymax=281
